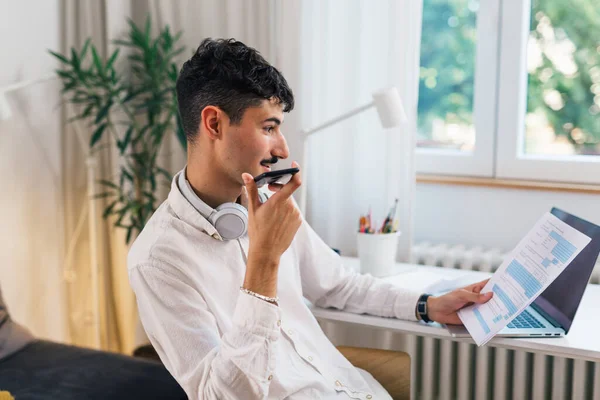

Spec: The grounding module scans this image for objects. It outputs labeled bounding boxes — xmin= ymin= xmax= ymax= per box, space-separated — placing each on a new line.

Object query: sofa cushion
xmin=0 ymin=340 xmax=186 ymax=399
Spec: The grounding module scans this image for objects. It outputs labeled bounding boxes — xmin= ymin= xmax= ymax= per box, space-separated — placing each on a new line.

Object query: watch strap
xmin=417 ymin=294 xmax=432 ymax=323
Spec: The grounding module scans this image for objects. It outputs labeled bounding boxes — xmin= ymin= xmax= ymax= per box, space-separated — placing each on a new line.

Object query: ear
xmin=201 ymin=106 xmax=224 ymax=140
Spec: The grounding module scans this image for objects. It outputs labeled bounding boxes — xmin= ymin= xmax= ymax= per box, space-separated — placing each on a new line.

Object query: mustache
xmin=260 ymin=157 xmax=279 ymax=166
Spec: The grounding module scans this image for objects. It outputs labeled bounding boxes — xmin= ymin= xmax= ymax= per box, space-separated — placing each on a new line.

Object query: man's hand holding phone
xmin=240 ymin=161 xmax=303 ymax=299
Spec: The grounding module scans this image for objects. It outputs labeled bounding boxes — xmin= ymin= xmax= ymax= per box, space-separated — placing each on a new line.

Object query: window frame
xmin=416 ymin=0 xmax=600 ymax=185
xmin=416 ymin=0 xmax=501 ymax=177
xmin=495 ymin=0 xmax=600 ymax=184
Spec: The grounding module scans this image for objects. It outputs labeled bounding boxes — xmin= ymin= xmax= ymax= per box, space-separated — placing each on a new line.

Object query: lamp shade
xmin=372 ymin=87 xmax=407 ymax=129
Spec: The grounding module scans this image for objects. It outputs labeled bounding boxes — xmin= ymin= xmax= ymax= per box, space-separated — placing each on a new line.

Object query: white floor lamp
xmin=299 ymin=86 xmax=415 ymax=260
xmin=0 ymin=75 xmax=102 ymax=349
xmin=299 ymin=87 xmax=409 ymax=213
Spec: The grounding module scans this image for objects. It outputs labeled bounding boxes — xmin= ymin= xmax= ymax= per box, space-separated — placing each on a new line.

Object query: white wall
xmin=0 ymin=0 xmax=68 ymax=341
xmin=414 ymin=183 xmax=600 ymax=252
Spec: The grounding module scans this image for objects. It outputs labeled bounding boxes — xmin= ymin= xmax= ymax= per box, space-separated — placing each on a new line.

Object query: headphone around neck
xmin=177 ymin=168 xmax=267 ymax=241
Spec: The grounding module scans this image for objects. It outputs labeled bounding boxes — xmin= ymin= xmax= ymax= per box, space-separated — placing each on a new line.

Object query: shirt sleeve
xmin=294 ymin=219 xmax=422 ymax=321
xmin=129 ymin=263 xmax=281 ymax=400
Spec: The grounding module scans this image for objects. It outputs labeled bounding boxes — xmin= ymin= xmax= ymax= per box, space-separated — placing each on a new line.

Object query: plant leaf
xmin=125 ymin=225 xmax=134 ymax=244
xmin=121 ymin=167 xmax=134 ymax=183
xmin=48 ymin=50 xmax=70 ymax=64
xmin=156 ymin=166 xmax=172 ymax=181
xmin=127 ymin=18 xmax=147 ymax=49
xmin=118 ymin=126 xmax=133 ymax=154
xmin=91 ymin=46 xmax=103 ymax=75
xmin=115 ymin=207 xmax=128 ymax=226
xmin=71 ymin=48 xmax=80 ymax=70
xmin=150 ymin=173 xmax=156 ymax=191
xmin=122 ymin=87 xmax=145 ymax=103
xmin=113 ymin=39 xmax=135 ymax=48
xmin=166 ymin=47 xmax=185 ymax=60
xmin=61 ymin=81 xmax=78 ymax=93
xmin=95 ymin=99 xmax=113 ymax=124
xmin=102 ymin=200 xmax=118 ymax=218
xmin=144 ymin=15 xmax=151 ymax=44
xmin=90 ymin=123 xmax=107 ymax=147
xmin=67 ymin=102 xmax=96 ymax=122
xmin=172 ymin=31 xmax=183 ymax=44
xmin=93 ymin=192 xmax=114 ymax=199
xmin=175 ymin=110 xmax=187 ymax=150
xmin=82 ymin=103 xmax=95 ymax=118
xmin=106 ymin=48 xmax=120 ymax=70
xmin=80 ymin=38 xmax=91 ymax=60
xmin=98 ymin=179 xmax=118 ymax=189
xmin=55 ymin=70 xmax=73 ymax=79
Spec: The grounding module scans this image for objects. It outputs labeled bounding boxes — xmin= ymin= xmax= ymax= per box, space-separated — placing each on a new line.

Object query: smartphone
xmin=254 ymin=167 xmax=300 ymax=188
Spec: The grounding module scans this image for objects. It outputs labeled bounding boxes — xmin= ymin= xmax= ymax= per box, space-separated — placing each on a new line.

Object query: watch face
xmin=418 ymin=302 xmax=426 ymax=313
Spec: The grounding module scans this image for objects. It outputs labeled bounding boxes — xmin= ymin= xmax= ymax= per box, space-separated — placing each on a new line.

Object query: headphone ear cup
xmin=210 ymin=203 xmax=248 ymax=240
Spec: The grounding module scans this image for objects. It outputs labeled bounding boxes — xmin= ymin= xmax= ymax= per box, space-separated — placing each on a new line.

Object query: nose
xmin=272 ymin=131 xmax=290 ymax=160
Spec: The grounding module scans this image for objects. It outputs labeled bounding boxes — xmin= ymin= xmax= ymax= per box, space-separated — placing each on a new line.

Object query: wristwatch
xmin=416 ymin=294 xmax=432 ymax=323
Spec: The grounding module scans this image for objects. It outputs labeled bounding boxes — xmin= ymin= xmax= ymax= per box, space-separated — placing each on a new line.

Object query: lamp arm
xmin=1 ymin=74 xmax=56 ymax=94
xmin=302 ymin=101 xmax=374 ymax=137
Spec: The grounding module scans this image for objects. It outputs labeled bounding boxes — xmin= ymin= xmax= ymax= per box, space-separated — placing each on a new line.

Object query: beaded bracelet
xmin=239 ymin=287 xmax=279 ymax=305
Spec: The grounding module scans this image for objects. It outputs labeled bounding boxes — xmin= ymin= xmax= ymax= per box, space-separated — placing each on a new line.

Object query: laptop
xmin=447 ymin=207 xmax=600 ymax=338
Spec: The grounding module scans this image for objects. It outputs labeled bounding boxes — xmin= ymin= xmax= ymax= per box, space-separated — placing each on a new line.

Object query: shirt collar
xmin=168 ymin=169 xmax=223 ymax=241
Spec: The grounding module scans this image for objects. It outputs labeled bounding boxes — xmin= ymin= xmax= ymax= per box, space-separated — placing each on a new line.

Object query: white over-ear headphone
xmin=177 ymin=168 xmax=267 ymax=241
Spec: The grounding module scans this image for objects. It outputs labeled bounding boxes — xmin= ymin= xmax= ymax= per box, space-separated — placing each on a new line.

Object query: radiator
xmin=319 ymin=242 xmax=600 ymax=400
xmin=407 ymin=242 xmax=600 ymax=400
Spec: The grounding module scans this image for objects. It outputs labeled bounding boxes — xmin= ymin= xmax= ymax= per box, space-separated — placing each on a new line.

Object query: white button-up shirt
xmin=128 ymin=175 xmax=421 ymax=399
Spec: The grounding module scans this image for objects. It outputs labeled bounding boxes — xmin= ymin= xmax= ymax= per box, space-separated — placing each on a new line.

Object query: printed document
xmin=458 ymin=212 xmax=592 ymax=346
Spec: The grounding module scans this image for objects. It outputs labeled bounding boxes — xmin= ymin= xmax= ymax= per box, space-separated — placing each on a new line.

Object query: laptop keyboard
xmin=506 ymin=309 xmax=544 ymax=329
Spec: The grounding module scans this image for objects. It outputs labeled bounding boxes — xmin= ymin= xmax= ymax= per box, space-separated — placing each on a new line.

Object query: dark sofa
xmin=0 ymin=286 xmax=186 ymax=399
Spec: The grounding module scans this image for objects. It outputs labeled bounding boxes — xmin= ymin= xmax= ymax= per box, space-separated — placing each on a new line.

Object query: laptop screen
xmin=532 ymin=208 xmax=600 ymax=333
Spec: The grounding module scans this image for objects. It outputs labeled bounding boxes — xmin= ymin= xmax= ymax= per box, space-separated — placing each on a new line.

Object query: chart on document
xmin=458 ymin=212 xmax=592 ymax=346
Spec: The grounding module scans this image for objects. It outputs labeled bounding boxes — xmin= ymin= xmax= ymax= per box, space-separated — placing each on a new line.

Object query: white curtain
xmin=61 ymin=0 xmax=140 ymax=353
xmin=278 ymin=0 xmax=423 ymax=262
xmin=278 ymin=6 xmax=425 ymax=397
xmin=0 ymin=0 xmax=68 ymax=343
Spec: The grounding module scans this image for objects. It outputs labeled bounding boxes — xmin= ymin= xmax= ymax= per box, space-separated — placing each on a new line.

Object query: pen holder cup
xmin=356 ymin=231 xmax=401 ymax=277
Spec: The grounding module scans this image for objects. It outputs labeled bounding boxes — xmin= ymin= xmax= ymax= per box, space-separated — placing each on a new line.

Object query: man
xmin=128 ymin=38 xmax=492 ymax=399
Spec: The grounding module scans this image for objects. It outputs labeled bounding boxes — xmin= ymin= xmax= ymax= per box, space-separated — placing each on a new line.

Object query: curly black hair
xmin=176 ymin=38 xmax=295 ymax=143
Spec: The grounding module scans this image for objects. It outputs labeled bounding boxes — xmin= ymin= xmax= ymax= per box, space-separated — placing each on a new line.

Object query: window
xmin=416 ymin=0 xmax=499 ymax=177
xmin=416 ymin=0 xmax=600 ymax=184
xmin=417 ymin=0 xmax=478 ymax=152
xmin=524 ymin=1 xmax=600 ymax=157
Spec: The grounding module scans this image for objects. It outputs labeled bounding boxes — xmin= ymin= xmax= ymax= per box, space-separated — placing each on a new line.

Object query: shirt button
xmin=277 ymin=320 xmax=281 ymax=327
xmin=366 ymin=395 xmax=372 ymax=399
xmin=268 ymin=375 xmax=273 ymax=381
xmin=335 ymin=380 xmax=342 ymax=387
xmin=288 ymin=329 xmax=293 ymax=335
xmin=308 ymin=356 xmax=313 ymax=361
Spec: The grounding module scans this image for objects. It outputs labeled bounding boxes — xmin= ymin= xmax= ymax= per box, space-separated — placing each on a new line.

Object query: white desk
xmin=310 ymin=257 xmax=600 ymax=363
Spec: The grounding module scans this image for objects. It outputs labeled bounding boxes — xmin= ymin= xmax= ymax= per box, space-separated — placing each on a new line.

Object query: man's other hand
xmin=427 ymin=279 xmax=493 ymax=325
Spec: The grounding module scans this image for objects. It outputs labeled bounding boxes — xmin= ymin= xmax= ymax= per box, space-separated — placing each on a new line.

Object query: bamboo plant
xmin=50 ymin=17 xmax=186 ymax=243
